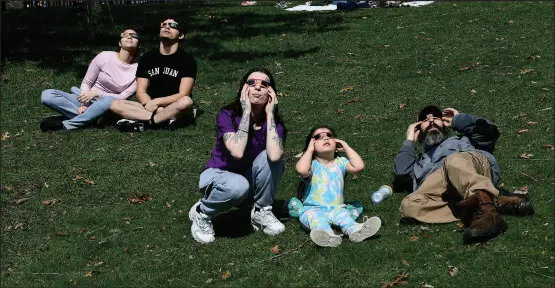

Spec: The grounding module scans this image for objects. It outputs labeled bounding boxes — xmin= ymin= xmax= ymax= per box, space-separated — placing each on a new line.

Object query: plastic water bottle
xmin=371 ymin=185 xmax=392 ymax=205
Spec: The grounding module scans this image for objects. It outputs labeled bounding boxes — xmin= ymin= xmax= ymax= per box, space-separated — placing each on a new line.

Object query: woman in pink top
xmin=40 ymin=29 xmax=140 ymax=131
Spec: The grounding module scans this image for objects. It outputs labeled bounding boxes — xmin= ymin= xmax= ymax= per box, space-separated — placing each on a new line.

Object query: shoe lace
xmin=196 ymin=214 xmax=214 ymax=235
xmin=258 ymin=207 xmax=279 ymax=224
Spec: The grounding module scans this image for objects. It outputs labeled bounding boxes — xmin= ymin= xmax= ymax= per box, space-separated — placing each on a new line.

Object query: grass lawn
xmin=1 ymin=1 xmax=554 ymax=287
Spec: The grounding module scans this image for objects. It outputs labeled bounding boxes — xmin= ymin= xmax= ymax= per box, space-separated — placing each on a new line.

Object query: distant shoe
xmin=116 ymin=119 xmax=145 ymax=132
xmin=310 ymin=230 xmax=342 ymax=247
xmin=276 ymin=1 xmax=287 ymax=8
xmin=241 ymin=1 xmax=257 ymax=5
xmin=40 ymin=116 xmax=66 ymax=132
xmin=348 ymin=216 xmax=382 ymax=242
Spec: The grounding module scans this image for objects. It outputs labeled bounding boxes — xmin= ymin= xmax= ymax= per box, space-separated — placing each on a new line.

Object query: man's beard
xmin=420 ymin=125 xmax=447 ymax=148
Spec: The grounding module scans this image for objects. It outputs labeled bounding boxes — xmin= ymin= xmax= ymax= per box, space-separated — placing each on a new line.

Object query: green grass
xmin=1 ymin=1 xmax=554 ymax=287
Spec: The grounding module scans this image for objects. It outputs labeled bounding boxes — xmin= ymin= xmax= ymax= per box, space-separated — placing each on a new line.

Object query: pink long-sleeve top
xmin=79 ymin=51 xmax=138 ymax=100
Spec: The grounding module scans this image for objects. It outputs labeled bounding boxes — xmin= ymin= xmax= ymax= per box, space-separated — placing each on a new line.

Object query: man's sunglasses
xmin=312 ymin=132 xmax=334 ymax=140
xmin=121 ymin=32 xmax=139 ymax=39
xmin=246 ymin=79 xmax=270 ymax=88
xmin=161 ymin=22 xmax=180 ymax=30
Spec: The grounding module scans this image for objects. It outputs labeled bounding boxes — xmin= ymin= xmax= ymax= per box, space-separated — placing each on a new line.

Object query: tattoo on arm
xmin=231 ymin=114 xmax=250 ymax=144
xmin=269 ymin=114 xmax=276 ymax=132
xmin=223 ymin=133 xmax=232 ymax=141
xmin=272 ymin=135 xmax=283 ymax=151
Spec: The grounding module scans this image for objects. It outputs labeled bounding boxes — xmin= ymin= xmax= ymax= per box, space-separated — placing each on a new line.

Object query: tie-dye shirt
xmin=301 ymin=157 xmax=350 ymax=208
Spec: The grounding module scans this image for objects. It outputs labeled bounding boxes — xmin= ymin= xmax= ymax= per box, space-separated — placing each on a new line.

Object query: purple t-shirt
xmin=205 ymin=109 xmax=286 ymax=173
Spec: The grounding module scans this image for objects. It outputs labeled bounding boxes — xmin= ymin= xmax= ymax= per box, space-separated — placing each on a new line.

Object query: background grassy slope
xmin=1 ymin=1 xmax=553 ymax=287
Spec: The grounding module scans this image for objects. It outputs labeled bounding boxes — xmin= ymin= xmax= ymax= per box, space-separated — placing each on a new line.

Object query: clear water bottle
xmin=371 ymin=185 xmax=392 ymax=205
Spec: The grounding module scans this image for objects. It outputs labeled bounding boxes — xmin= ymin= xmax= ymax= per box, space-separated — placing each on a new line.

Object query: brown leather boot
xmin=457 ymin=191 xmax=508 ymax=244
xmin=497 ymin=194 xmax=534 ymax=216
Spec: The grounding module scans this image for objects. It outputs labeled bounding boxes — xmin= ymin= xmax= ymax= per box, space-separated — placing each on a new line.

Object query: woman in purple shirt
xmin=39 ymin=29 xmax=140 ymax=131
xmin=189 ymin=67 xmax=287 ymax=244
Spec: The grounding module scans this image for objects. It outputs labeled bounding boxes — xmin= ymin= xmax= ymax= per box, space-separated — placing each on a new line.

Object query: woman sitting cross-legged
xmin=40 ymin=29 xmax=140 ymax=131
xmin=189 ymin=67 xmax=286 ymax=244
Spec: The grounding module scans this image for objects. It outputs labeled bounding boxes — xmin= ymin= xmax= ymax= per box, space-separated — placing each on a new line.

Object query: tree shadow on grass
xmin=2 ymin=1 xmax=346 ymax=77
xmin=211 ymin=198 xmax=290 ymax=238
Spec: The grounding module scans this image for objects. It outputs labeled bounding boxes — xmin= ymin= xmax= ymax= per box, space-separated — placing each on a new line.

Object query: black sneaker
xmin=116 ymin=119 xmax=145 ymax=132
xmin=40 ymin=116 xmax=66 ymax=132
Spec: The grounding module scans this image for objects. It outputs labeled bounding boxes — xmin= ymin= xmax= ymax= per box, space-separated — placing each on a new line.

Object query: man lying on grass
xmin=393 ymin=105 xmax=534 ymax=244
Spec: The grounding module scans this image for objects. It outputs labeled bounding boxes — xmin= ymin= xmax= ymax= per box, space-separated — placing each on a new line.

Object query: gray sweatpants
xmin=41 ymin=87 xmax=115 ymax=130
xmin=198 ymin=150 xmax=285 ymax=215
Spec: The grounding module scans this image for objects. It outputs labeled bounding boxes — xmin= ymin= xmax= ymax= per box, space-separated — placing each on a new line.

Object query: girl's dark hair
xmin=116 ymin=28 xmax=141 ymax=61
xmin=296 ymin=125 xmax=337 ymax=200
xmin=222 ymin=67 xmax=285 ymax=129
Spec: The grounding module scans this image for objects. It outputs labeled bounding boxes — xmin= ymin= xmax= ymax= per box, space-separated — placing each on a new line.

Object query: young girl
xmin=295 ymin=126 xmax=381 ymax=247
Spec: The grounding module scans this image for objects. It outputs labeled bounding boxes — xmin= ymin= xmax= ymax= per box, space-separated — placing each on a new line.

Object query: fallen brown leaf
xmin=519 ymin=113 xmax=528 ymax=118
xmin=520 ymin=68 xmax=535 ymax=75
xmin=41 ymin=199 xmax=58 ymax=205
xmin=14 ymin=223 xmax=24 ymax=230
xmin=10 ymin=198 xmax=30 ymax=205
xmin=399 ymin=103 xmax=406 ymax=109
xmin=340 ymin=86 xmax=353 ymax=93
xmin=351 ymin=174 xmax=358 ymax=180
xmin=1 ymin=132 xmax=10 ymax=141
xmin=508 ymin=20 xmax=514 ymax=24
xmin=73 ymin=280 xmax=77 ymax=285
xmin=122 ymin=217 xmax=133 ymax=221
xmin=517 ymin=129 xmax=529 ymax=134
xmin=519 ymin=185 xmax=528 ymax=192
xmin=409 ymin=235 xmax=419 ymax=242
xmin=519 ymin=153 xmax=533 ymax=159
xmin=93 ymin=259 xmax=104 ymax=266
xmin=84 ymin=271 xmax=93 ymax=278
xmin=459 ymin=62 xmax=481 ymax=71
xmin=73 ymin=175 xmax=84 ymax=181
xmin=541 ymin=88 xmax=549 ymax=92
xmin=336 ymin=109 xmax=345 ymax=114
xmin=80 ymin=228 xmax=87 ymax=233
xmin=543 ymin=144 xmax=554 ymax=150
xmin=527 ymin=121 xmax=538 ymax=125
xmin=124 ymin=247 xmax=130 ymax=252
xmin=362 ymin=16 xmax=367 ymax=19
xmin=83 ymin=179 xmax=95 ymax=185
xmin=448 ymin=265 xmax=458 ymax=276
xmin=128 ymin=194 xmax=153 ymax=204
xmin=221 ymin=271 xmax=231 ymax=280
xmin=346 ymin=98 xmax=361 ymax=103
xmin=271 ymin=245 xmax=280 ymax=255
xmin=381 ymin=273 xmax=409 ymax=288
xmin=56 ymin=231 xmax=69 ymax=236
xmin=402 ymin=259 xmax=410 ymax=266
xmin=420 ymin=283 xmax=434 ymax=288
xmin=166 ymin=201 xmax=173 ymax=209
xmin=354 ymin=114 xmax=361 ymax=119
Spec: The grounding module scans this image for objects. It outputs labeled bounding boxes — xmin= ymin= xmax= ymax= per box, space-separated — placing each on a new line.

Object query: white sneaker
xmin=348 ymin=216 xmax=382 ymax=242
xmin=251 ymin=206 xmax=285 ymax=235
xmin=310 ymin=230 xmax=342 ymax=247
xmin=189 ymin=201 xmax=215 ymax=244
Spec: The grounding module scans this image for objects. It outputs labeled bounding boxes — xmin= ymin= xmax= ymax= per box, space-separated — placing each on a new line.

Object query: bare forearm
xmin=155 ymin=94 xmax=187 ymax=107
xmin=296 ymin=150 xmax=313 ymax=177
xmin=266 ymin=113 xmax=283 ymax=161
xmin=136 ymin=91 xmax=151 ymax=105
xmin=224 ymin=113 xmax=250 ymax=159
xmin=344 ymin=146 xmax=365 ymax=171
